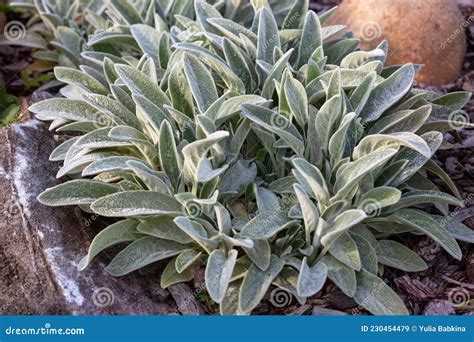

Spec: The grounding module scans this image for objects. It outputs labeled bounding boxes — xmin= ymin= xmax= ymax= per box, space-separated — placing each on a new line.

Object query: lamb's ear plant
xmin=2 ymin=0 xmax=101 ymax=69
xmin=33 ymin=0 xmax=473 ymax=315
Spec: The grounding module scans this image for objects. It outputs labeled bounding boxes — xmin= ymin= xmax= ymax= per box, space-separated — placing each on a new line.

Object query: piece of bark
xmin=312 ymin=307 xmax=348 ymax=315
xmin=286 ymin=304 xmax=311 ymax=316
xmin=0 ymin=119 xmax=176 ymax=315
xmin=467 ymin=253 xmax=474 ymax=283
xmin=423 ymin=300 xmax=455 ymax=315
xmin=168 ymin=283 xmax=205 ymax=316
xmin=394 ymin=276 xmax=437 ymax=301
xmin=445 ymin=156 xmax=465 ymax=179
xmin=327 ymin=291 xmax=357 ymax=310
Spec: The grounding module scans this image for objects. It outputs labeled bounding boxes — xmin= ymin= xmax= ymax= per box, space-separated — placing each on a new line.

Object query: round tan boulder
xmin=326 ymin=0 xmax=467 ymax=85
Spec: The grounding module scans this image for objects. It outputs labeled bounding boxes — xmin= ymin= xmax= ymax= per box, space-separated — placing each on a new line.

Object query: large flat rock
xmin=0 ymin=119 xmax=203 ymax=315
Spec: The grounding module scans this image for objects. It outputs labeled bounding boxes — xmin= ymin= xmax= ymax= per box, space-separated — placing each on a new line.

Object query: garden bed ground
xmin=0 ymin=1 xmax=473 ymax=315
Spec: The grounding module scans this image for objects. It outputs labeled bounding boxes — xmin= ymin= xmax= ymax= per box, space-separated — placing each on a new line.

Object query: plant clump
xmin=28 ymin=0 xmax=473 ymax=315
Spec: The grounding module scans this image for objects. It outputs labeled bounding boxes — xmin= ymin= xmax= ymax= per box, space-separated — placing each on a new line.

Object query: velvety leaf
xmin=240 ymin=211 xmax=291 ymax=239
xmin=353 ymin=270 xmax=408 ymax=315
xmin=241 ymin=104 xmax=304 ymax=155
xmin=375 ymin=240 xmax=427 ymax=272
xmin=182 ymin=131 xmax=229 ymax=182
xmin=329 ymin=112 xmax=356 ymax=164
xmin=282 ymin=0 xmax=308 ymax=29
xmin=284 ymin=74 xmax=308 ymax=127
xmin=353 ymin=132 xmax=431 ymax=160
xmin=293 ymin=158 xmax=329 ymax=204
xmin=297 ymin=257 xmax=327 ymax=297
xmin=159 ymin=120 xmax=182 ymax=189
xmin=297 ymin=11 xmax=321 ymax=68
xmin=137 ymin=217 xmax=193 ymax=244
xmin=328 ymin=232 xmax=361 ymax=271
xmin=130 ymin=24 xmax=161 ymax=64
xmin=254 ymin=186 xmax=279 ymax=215
xmin=257 ymin=7 xmax=280 ymax=64
xmin=389 ymin=190 xmax=462 ymax=212
xmin=116 ymin=64 xmax=170 ymax=107
xmin=82 ymin=93 xmax=141 ymax=130
xmin=49 ymin=137 xmax=79 ymax=161
xmin=183 ymin=54 xmax=218 ymax=113
xmin=78 ymin=219 xmax=138 ymax=271
xmin=223 ymin=38 xmax=254 ymax=93
xmin=220 ymin=280 xmax=243 ymax=315
xmin=359 ymin=64 xmax=415 ymax=123
xmin=161 ymin=257 xmax=195 ymax=288
xmin=239 ymin=255 xmax=285 ymax=313
xmin=293 ymin=183 xmax=319 ymax=244
xmin=357 ymin=187 xmax=401 ymax=215
xmin=321 ymin=254 xmax=356 ymax=297
xmin=315 ymin=94 xmax=342 ymax=149
xmin=38 ymin=180 xmax=120 ymax=206
xmin=242 ymin=239 xmax=271 ymax=271
xmin=175 ymin=249 xmax=202 ymax=273
xmin=168 ymin=66 xmax=195 ymax=117
xmin=269 ymin=176 xmax=297 ymax=194
xmin=219 ymin=160 xmax=257 ymax=195
xmin=207 ymin=18 xmax=257 ymax=46
xmin=91 ymin=191 xmax=183 ymax=217
xmin=82 ymin=156 xmax=143 ymax=176
xmin=127 ymin=160 xmax=171 ymax=193
xmin=333 ymin=148 xmax=398 ymax=201
xmin=321 ymin=209 xmax=367 ymax=247
xmin=432 ymin=216 xmax=474 ymax=243
xmin=173 ymin=217 xmax=219 ymax=253
xmin=390 ymin=209 xmax=462 ymax=260
xmin=54 ymin=67 xmax=108 ymax=95
xmin=261 ymin=49 xmax=294 ymax=98
xmin=368 ymin=105 xmax=431 ymax=134
xmin=105 ymin=236 xmax=185 ymax=276
xmin=30 ymin=98 xmax=103 ymax=122
xmin=351 ymin=233 xmax=378 ymax=274
xmin=431 ymin=91 xmax=471 ymax=110
xmin=206 ymin=249 xmax=238 ymax=303
xmin=175 ymin=42 xmax=245 ymax=93
xmin=109 ymin=0 xmax=143 ymax=24
xmin=349 ymin=71 xmax=377 ymax=115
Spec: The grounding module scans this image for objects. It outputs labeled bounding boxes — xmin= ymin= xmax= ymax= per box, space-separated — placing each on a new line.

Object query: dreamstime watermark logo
xmin=1 ymin=198 xmax=21 ymax=227
xmin=447 ymin=287 xmax=470 ymax=308
xmin=1 ymin=280 xmax=32 ymax=313
xmin=358 ymin=198 xmax=382 ymax=218
xmin=440 ymin=15 xmax=473 ymax=50
xmin=439 ymin=193 xmax=472 ymax=228
xmin=3 ymin=21 xmax=26 ymax=41
xmin=185 ymin=200 xmax=203 ymax=218
xmin=91 ymin=111 xmax=114 ymax=129
xmin=270 ymin=112 xmax=290 ymax=130
xmin=84 ymin=214 xmax=99 ymax=227
xmin=269 ymin=288 xmax=293 ymax=308
xmin=448 ymin=110 xmax=470 ymax=130
xmin=92 ymin=287 xmax=115 ymax=307
xmin=360 ymin=21 xmax=382 ymax=42
xmin=279 ymin=193 xmax=297 ymax=212
xmin=5 ymin=323 xmax=85 ymax=336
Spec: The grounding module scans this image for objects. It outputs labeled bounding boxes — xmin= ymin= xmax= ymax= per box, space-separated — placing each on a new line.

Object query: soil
xmin=0 ymin=1 xmax=472 ymax=316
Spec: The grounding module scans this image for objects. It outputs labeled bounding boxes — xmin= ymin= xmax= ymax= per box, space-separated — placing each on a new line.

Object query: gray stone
xmin=0 ymin=119 xmax=177 ymax=315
